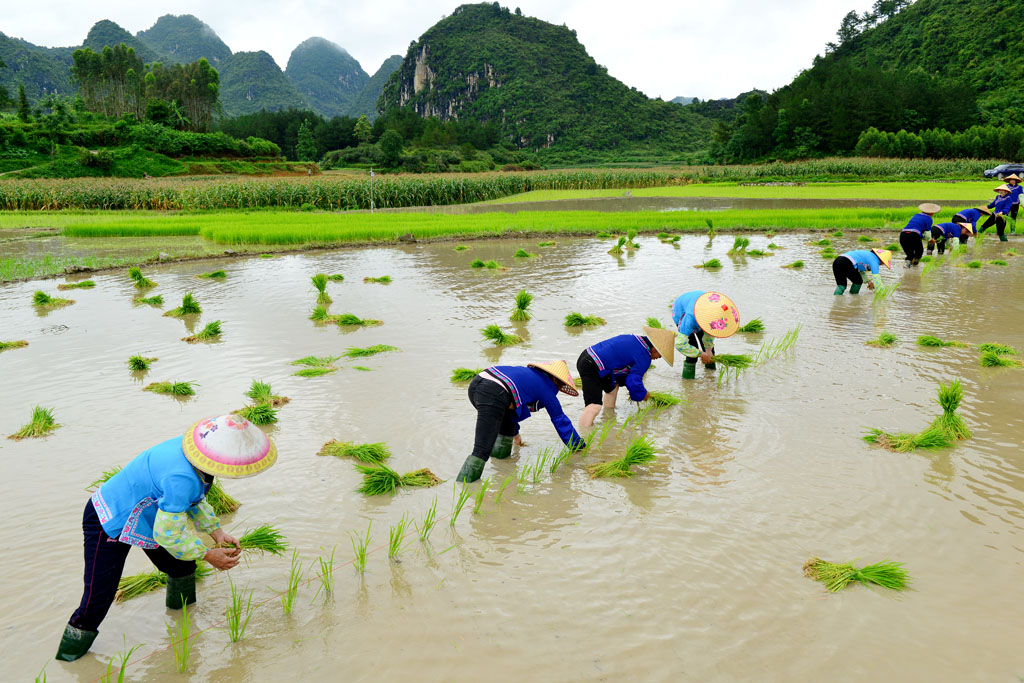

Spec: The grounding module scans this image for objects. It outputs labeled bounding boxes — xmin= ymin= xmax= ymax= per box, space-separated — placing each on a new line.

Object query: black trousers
xmin=927 ymin=227 xmax=965 ymax=254
xmin=467 ymin=375 xmax=517 ymax=462
xmin=980 ymin=213 xmax=1007 ymax=237
xmin=900 ymin=231 xmax=923 ymax=262
xmin=70 ymin=501 xmax=196 ymax=632
xmin=576 ymin=351 xmax=617 ymax=406
xmin=832 ymin=256 xmax=863 ymax=287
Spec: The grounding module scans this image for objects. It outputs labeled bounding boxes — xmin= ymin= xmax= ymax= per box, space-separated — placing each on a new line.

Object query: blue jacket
xmin=901 ymin=213 xmax=933 ymax=235
xmin=988 ymin=194 xmax=1013 ymax=215
xmin=1008 ymin=184 xmax=1023 ymax=205
xmin=933 ymin=223 xmax=963 ymax=240
xmin=90 ymin=436 xmax=210 ymax=548
xmin=486 ymin=366 xmax=583 ymax=447
xmin=953 ymin=208 xmax=984 ymax=230
xmin=585 ymin=335 xmax=654 ymax=402
xmin=671 ymin=290 xmax=706 ymax=338
xmin=841 ymin=250 xmax=883 ymax=275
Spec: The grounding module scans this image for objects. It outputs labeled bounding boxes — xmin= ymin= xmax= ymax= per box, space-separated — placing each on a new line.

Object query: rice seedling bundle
xmin=803 ymin=558 xmax=910 ymax=592
xmin=355 ymin=463 xmax=442 ymax=495
xmin=344 ymin=344 xmax=398 ymax=357
xmin=1004 ymin=248 xmax=1018 ymax=257
xmin=564 ymin=312 xmax=606 ymax=327
xmin=335 ymin=313 xmax=383 ymax=327
xmin=988 ymin=259 xmax=1008 ymax=266
xmin=484 ymin=260 xmax=501 ymax=269
xmin=128 ymin=267 xmax=155 ymax=289
xmin=866 ymin=332 xmax=898 ymax=347
xmin=872 ymin=282 xmax=899 ymax=303
xmin=857 ymin=235 xmax=876 ymax=242
xmin=292 ymin=354 xmax=340 ymax=367
xmin=318 ymin=440 xmax=391 ymax=463
xmin=293 ymin=367 xmax=337 ymax=377
xmin=513 ymin=248 xmax=536 ymax=258
xmin=134 ymin=294 xmax=163 ymax=306
xmin=646 ymin=391 xmax=687 ymax=407
xmin=225 ymin=579 xmax=256 ymax=643
xmin=586 ymin=434 xmax=657 ymax=478
xmin=980 ymin=350 xmax=1023 ymax=367
xmin=538 ymin=241 xmax=556 ymax=247
xmin=127 ymin=354 xmax=157 ymax=371
xmin=510 ymin=289 xmax=533 ymax=321
xmin=820 ymin=248 xmax=837 ymax=258
xmin=810 ymin=238 xmax=832 ymax=246
xmin=781 ymin=260 xmax=804 ymax=268
xmin=388 ymin=513 xmax=412 ymax=558
xmin=244 ymin=379 xmax=288 ymax=408
xmin=102 ymin=638 xmax=143 ymax=682
xmin=886 ymin=242 xmax=900 ymax=251
xmin=309 ymin=305 xmax=335 ymax=322
xmin=481 ymin=324 xmax=522 ymax=346
xmin=695 ymin=258 xmax=722 ymax=269
xmin=450 ymin=483 xmax=473 ymax=525
xmin=116 ymin=563 xmax=214 ymax=602
xmin=626 ymin=229 xmax=640 ymax=249
xmin=198 ymin=270 xmax=226 ymax=279
xmin=166 ymin=603 xmax=193 ymax=673
xmin=979 ymin=342 xmax=1017 ymax=355
xmin=182 ymin=320 xmax=222 ymax=343
xmin=454 ymin=245 xmax=469 ymax=251
xmin=352 ymin=522 xmax=371 ymax=573
xmin=57 ymin=280 xmax=95 ymax=290
xmin=8 ymin=405 xmax=60 ymax=440
xmin=32 ymin=291 xmax=73 ymax=309
xmin=932 ymin=379 xmax=970 ymax=440
xmin=713 ymin=353 xmax=754 ymax=368
xmin=645 ymin=317 xmax=663 ymax=328
xmin=596 ymin=231 xmax=614 ymax=238
xmin=237 ymin=403 xmax=277 ymax=425
xmin=470 ymin=258 xmax=486 ymax=268
xmin=738 ymin=317 xmax=765 ymax=333
xmin=164 ymin=292 xmax=201 ymax=317
xmin=236 ymin=524 xmax=288 ymax=556
xmin=363 ymin=275 xmax=392 ymax=283
xmin=727 ymin=236 xmax=750 ymax=254
xmin=608 ymin=236 xmax=627 ymax=255
xmin=451 ymin=367 xmax=484 ymax=382
xmin=143 ymin=381 xmax=197 ymax=396
xmin=767 ymin=242 xmax=781 ymax=249
xmin=962 ymin=260 xmax=983 ymax=269
xmin=327 ymin=273 xmax=345 ymax=281
xmin=352 ymin=365 xmax=372 ymax=371
xmin=311 ymin=273 xmax=331 ymax=304
xmin=400 ymin=468 xmax=443 ymax=488
xmin=0 ymin=340 xmax=29 ymax=352
xmin=916 ymin=335 xmax=967 ymax=348
xmin=863 ymin=424 xmax=952 ymax=452
xmin=746 ymin=249 xmax=773 ymax=257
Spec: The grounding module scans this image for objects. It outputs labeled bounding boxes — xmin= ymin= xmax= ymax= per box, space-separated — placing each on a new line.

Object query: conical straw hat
xmin=1003 ymin=174 xmax=1021 ymax=182
xmin=642 ymin=326 xmax=676 ymax=366
xmin=994 ymin=184 xmax=1011 ymax=193
xmin=693 ymin=292 xmax=740 ymax=339
xmin=958 ymin=222 xmax=974 ymax=236
xmin=918 ymin=203 xmax=941 ymax=214
xmin=183 ymin=414 xmax=277 ymax=479
xmin=528 ymin=360 xmax=578 ymax=397
xmin=976 ymin=206 xmax=993 ymax=215
xmin=871 ymin=248 xmax=893 ymax=269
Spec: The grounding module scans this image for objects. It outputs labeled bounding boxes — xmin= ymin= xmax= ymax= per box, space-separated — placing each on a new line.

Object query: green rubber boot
xmin=834 ymin=285 xmax=845 ymax=295
xmin=682 ymin=363 xmax=696 ymax=380
xmin=1000 ymin=234 xmax=1009 ymax=242
xmin=849 ymin=283 xmax=861 ymax=294
xmin=490 ymin=434 xmax=514 ymax=460
xmin=166 ymin=574 xmax=196 ymax=610
xmin=704 ymin=362 xmax=716 ymax=371
xmin=456 ymin=455 xmax=486 ymax=483
xmin=55 ymin=623 xmax=98 ymax=662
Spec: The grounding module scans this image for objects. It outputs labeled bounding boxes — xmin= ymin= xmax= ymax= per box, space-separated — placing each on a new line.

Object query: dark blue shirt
xmin=1008 ymin=184 xmax=1023 ymax=205
xmin=953 ymin=208 xmax=984 ymax=230
xmin=586 ymin=335 xmax=653 ymax=402
xmin=989 ymin=195 xmax=1014 ymax=215
xmin=486 ymin=366 xmax=582 ymax=447
xmin=901 ymin=213 xmax=933 ymax=235
xmin=933 ymin=222 xmax=963 ymax=241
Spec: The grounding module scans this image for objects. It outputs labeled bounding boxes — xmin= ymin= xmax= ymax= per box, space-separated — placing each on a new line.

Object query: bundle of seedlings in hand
xmin=608 ymin=236 xmax=627 ymax=255
xmin=143 ymin=381 xmax=197 ymax=396
xmin=355 ymin=463 xmax=441 ymax=495
xmin=713 ymin=353 xmax=754 ymax=368
xmin=116 ymin=564 xmax=214 ymax=602
xmin=872 ymin=282 xmax=899 ymax=303
xmin=32 ymin=291 xmax=73 ymax=310
xmin=245 ymin=379 xmax=289 ymax=407
xmin=134 ymin=294 xmax=164 ymax=306
xmin=225 ymin=578 xmax=257 ymax=643
xmin=931 ymin=379 xmax=970 ymax=440
xmin=198 ymin=270 xmax=226 ymax=279
xmin=645 ymin=317 xmax=663 ymax=329
xmin=237 ymin=403 xmax=277 ymax=425
xmin=128 ymin=267 xmax=155 ymax=289
xmin=451 ymin=367 xmax=485 ymax=382
xmin=207 ymin=479 xmax=241 ymax=515
xmin=363 ymin=275 xmax=392 ymax=283
xmin=979 ymin=342 xmax=1017 ymax=356
xmin=481 ymin=324 xmax=522 ymax=346
xmin=344 ymin=344 xmax=398 ymax=358
xmin=865 ymin=332 xmax=898 ymax=348
xmin=646 ymin=391 xmax=687 ymax=407
xmin=586 ymin=433 xmax=657 ymax=478
xmin=318 ymin=440 xmax=391 ymax=463
xmin=510 ymin=289 xmax=533 ymax=321
xmin=335 ymin=313 xmax=383 ymax=327
xmin=8 ymin=405 xmax=60 ymax=440
xmin=803 ymin=557 xmax=910 ymax=592
xmin=164 ymin=292 xmax=201 ymax=317
xmin=291 ymin=355 xmax=341 ymax=376
xmin=388 ymin=513 xmax=412 ymax=559
xmin=513 ymin=248 xmax=536 ymax=258
xmin=0 ymin=340 xmax=28 ymax=352
xmin=234 ymin=524 xmax=287 ymax=556
xmin=781 ymin=260 xmax=804 ymax=268
xmin=352 ymin=522 xmax=371 ymax=573
xmin=980 ymin=350 xmax=1023 ymax=367
xmin=127 ymin=354 xmax=157 ymax=371
xmin=564 ymin=312 xmax=606 ymax=327
xmin=916 ymin=335 xmax=967 ymax=348
xmin=727 ymin=236 xmax=750 ymax=255
xmin=182 ymin=320 xmax=222 ymax=343
xmin=57 ymin=280 xmax=95 ymax=290
xmin=311 ymin=273 xmax=332 ymax=304
xmin=863 ymin=424 xmax=952 ymax=452
xmin=737 ymin=317 xmax=764 ymax=333
xmin=695 ymin=258 xmax=722 ymax=269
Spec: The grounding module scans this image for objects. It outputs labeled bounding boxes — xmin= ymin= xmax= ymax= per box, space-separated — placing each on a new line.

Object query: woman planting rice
xmin=927 ymin=222 xmax=973 ymax=256
xmin=576 ymin=327 xmax=676 ymax=427
xmin=899 ymin=203 xmax=940 ymax=265
xmin=945 ymin=206 xmax=991 ymax=240
xmin=1003 ymin=174 xmax=1022 ymax=230
xmin=672 ymin=291 xmax=740 ymax=379
xmin=456 ymin=361 xmax=584 ymax=483
xmin=831 ymin=249 xmax=892 ymax=295
xmin=980 ymin=184 xmax=1014 ymax=241
xmin=55 ymin=414 xmax=277 ymax=662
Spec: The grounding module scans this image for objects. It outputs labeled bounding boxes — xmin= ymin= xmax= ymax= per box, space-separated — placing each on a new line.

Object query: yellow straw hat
xmin=958 ymin=222 xmax=974 ymax=236
xmin=977 ymin=206 xmax=993 ymax=216
xmin=994 ymin=184 xmax=1011 ymax=193
xmin=871 ymin=248 xmax=893 ymax=269
xmin=183 ymin=414 xmax=277 ymax=479
xmin=642 ymin=326 xmax=676 ymax=366
xmin=528 ymin=360 xmax=578 ymax=397
xmin=693 ymin=292 xmax=740 ymax=339
xmin=1003 ymin=174 xmax=1021 ymax=182
xmin=918 ymin=203 xmax=941 ymax=214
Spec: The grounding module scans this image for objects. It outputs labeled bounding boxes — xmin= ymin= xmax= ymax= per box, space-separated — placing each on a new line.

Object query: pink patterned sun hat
xmin=694 ymin=292 xmax=740 ymax=338
xmin=182 ymin=414 xmax=277 ymax=479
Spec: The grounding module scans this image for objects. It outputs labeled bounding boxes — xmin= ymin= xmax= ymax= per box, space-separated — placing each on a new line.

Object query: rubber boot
xmin=55 ymin=623 xmax=98 ymax=662
xmin=456 ymin=455 xmax=486 ymax=483
xmin=489 ymin=434 xmax=513 ymax=460
xmin=849 ymin=283 xmax=862 ymax=294
xmin=166 ymin=574 xmax=196 ymax=610
xmin=682 ymin=363 xmax=696 ymax=380
xmin=834 ymin=285 xmax=846 ymax=295
xmin=1000 ymin=234 xmax=1009 ymax=242
xmin=703 ymin=362 xmax=716 ymax=371
xmin=911 ymin=258 xmax=920 ymax=266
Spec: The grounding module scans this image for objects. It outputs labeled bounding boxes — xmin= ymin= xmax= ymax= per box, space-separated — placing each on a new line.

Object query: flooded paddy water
xmin=2 ymin=232 xmax=1023 ymax=681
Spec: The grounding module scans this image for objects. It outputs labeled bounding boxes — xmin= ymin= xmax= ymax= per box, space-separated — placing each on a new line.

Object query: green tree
xmin=354 ymin=114 xmax=372 ymax=144
xmin=295 ymin=120 xmax=317 ymax=161
xmin=38 ymin=96 xmax=69 ymax=159
xmin=17 ymin=84 xmax=30 ymax=122
xmin=379 ymin=129 xmax=403 ymax=167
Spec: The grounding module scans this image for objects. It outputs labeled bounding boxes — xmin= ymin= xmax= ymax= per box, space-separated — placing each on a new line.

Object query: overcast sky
xmin=4 ymin=0 xmax=877 ymax=100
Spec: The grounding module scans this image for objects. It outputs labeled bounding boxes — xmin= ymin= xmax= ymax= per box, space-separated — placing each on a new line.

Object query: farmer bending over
xmin=981 ymin=184 xmax=1014 ymax=241
xmin=899 ymin=203 xmax=940 ymax=266
xmin=673 ymin=290 xmax=740 ymax=378
xmin=927 ymin=222 xmax=973 ymax=256
xmin=832 ymin=248 xmax=892 ymax=295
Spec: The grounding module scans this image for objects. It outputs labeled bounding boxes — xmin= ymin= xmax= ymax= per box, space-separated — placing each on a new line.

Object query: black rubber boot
xmin=456 ymin=455 xmax=486 ymax=483
xmin=490 ymin=435 xmax=513 ymax=460
xmin=55 ymin=623 xmax=98 ymax=662
xmin=166 ymin=574 xmax=196 ymax=610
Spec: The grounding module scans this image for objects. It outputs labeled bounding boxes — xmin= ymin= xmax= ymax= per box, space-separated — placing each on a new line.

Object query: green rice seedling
xmin=767 ymin=242 xmax=781 ymax=249
xmin=738 ymin=317 xmax=765 ymax=333
xmin=237 ymin=403 xmax=277 ymax=425
xmin=450 ymin=483 xmax=473 ymax=526
xmin=645 ymin=317 xmax=663 ymax=328
xmin=857 ymin=235 xmax=876 ymax=242
xmin=235 ymin=524 xmax=288 ymax=556
xmin=564 ymin=312 xmax=606 ymax=327
xmin=344 ymin=344 xmax=399 ymax=357
xmin=781 ymin=260 xmax=804 ymax=268
xmin=207 ymin=479 xmax=240 ymax=515
xmin=830 ymin=230 xmax=844 ymax=237
xmin=872 ymin=282 xmax=899 ymax=303
xmin=494 ymin=475 xmax=513 ymax=504
xmin=916 ymin=335 xmax=967 ymax=348
xmin=279 ymin=549 xmax=303 ymax=615
xmin=713 ymin=353 xmax=754 ymax=368
xmin=727 ymin=236 xmax=750 ymax=254
xmin=481 ymin=324 xmax=522 ymax=346
xmin=293 ymin=367 xmax=337 ymax=377
xmin=962 ymin=260 xmax=983 ymax=269
xmin=244 ymin=379 xmax=289 ymax=407
xmin=470 ymin=258 xmax=486 ymax=268
xmin=34 ymin=663 xmax=47 ymax=683
xmin=335 ymin=313 xmax=382 ymax=327
xmin=310 ymin=305 xmax=335 ymax=322
xmin=608 ymin=236 xmax=627 ymax=255
xmin=454 ymin=245 xmax=469 ymax=251
xmin=656 ymin=232 xmax=669 ymax=239
xmin=143 ymin=381 xmax=197 ymax=395
xmin=363 ymin=275 xmax=392 ymax=283
xmin=863 ymin=424 xmax=952 ymax=452
xmin=451 ymin=367 xmax=484 ymax=382
xmin=803 ymin=558 xmax=910 ymax=592
xmin=810 ymin=238 xmax=832 ymax=247
xmin=311 ymin=273 xmax=331 ymax=304
xmin=820 ymin=248 xmax=837 ymax=258
xmin=1004 ymin=248 xmax=1018 ymax=256
xmin=695 ymin=258 xmax=722 ymax=269
xmin=586 ymin=433 xmax=657 ymax=478
xmin=198 ymin=269 xmax=227 ymax=279
xmin=225 ymin=577 xmax=256 ymax=643
xmin=626 ymin=229 xmax=640 ymax=249
xmin=128 ymin=267 xmax=154 ymax=289
xmin=746 ymin=249 xmax=773 ymax=257
xmin=57 ymin=280 xmax=95 ymax=290
xmin=988 ymin=259 xmax=1008 ymax=266
xmin=8 ymin=405 xmax=60 ymax=440
xmin=327 ymin=273 xmax=345 ymax=281
xmin=417 ymin=498 xmax=438 ymax=542
xmin=86 ymin=465 xmax=123 ymax=491
xmin=182 ymin=320 xmax=222 ymax=343
xmin=164 ymin=292 xmax=201 ymax=317
xmin=312 ymin=546 xmax=336 ymax=603
xmin=646 ymin=391 xmax=687 ymax=407
xmin=352 ymin=366 xmax=373 ymax=371
xmin=472 ymin=477 xmax=491 ymax=514
xmin=32 ymin=291 xmax=73 ymax=309
xmin=134 ymin=294 xmax=163 ymax=306
xmin=980 ymin=350 xmax=1023 ymax=367
xmin=258 ymin=253 xmax=279 ymax=258
xmin=979 ymin=342 xmax=1017 ymax=355
xmin=538 ymin=241 xmax=556 ymax=247
xmin=932 ymin=379 xmax=970 ymax=440
xmin=388 ymin=512 xmax=412 ymax=558
xmin=704 ymin=218 xmax=716 ymax=235
xmin=596 ymin=231 xmax=614 ymax=238
xmin=317 ymin=440 xmax=391 ymax=463
xmin=866 ymin=332 xmax=898 ymax=348
xmin=166 ymin=601 xmax=193 ymax=673
xmin=0 ymin=340 xmax=28 ymax=352
xmin=352 ymin=521 xmax=371 ymax=574
xmin=127 ymin=354 xmax=157 ymax=371
xmin=117 ymin=566 xmax=211 ymax=602
xmin=101 ymin=637 xmax=143 ymax=683
xmin=513 ymin=248 xmax=536 ymax=258
xmin=292 ymin=354 xmax=341 ymax=367
xmin=484 ymin=260 xmax=501 ymax=269
xmin=510 ymin=289 xmax=533 ymax=321
xmin=401 ymin=468 xmax=443 ymax=488
xmin=919 ymin=255 xmax=934 ymax=263
xmin=764 ymin=230 xmax=776 ymax=238
xmin=356 ymin=463 xmax=402 ymax=495
xmin=549 ymin=445 xmax=576 ymax=474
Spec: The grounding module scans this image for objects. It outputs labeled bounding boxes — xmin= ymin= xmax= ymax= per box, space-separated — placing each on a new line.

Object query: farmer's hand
xmin=513 ymin=434 xmax=523 ymax=447
xmin=210 ymin=528 xmax=241 ymax=551
xmin=204 ymin=547 xmax=240 ymax=570
xmin=867 ymin=281 xmax=876 ymax=290
xmin=700 ymin=350 xmax=715 ymax=364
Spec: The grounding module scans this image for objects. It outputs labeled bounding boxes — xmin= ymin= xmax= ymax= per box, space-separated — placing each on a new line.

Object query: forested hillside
xmin=219 ymin=51 xmax=309 ymax=116
xmin=136 ymin=14 xmax=232 ymax=66
xmin=285 ymin=38 xmax=369 ymax=118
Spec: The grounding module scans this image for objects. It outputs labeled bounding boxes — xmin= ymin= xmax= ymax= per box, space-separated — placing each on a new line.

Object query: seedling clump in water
xmin=781 ymin=260 xmax=804 ymax=268
xmin=473 ymin=477 xmax=491 ymax=514
xmin=128 ymin=354 xmax=158 ymax=371
xmin=335 ymin=313 xmax=382 ymax=327
xmin=33 ymin=291 xmax=74 ymax=310
xmin=279 ymin=550 xmax=303 ymax=615
xmin=608 ymin=236 xmax=627 ymax=255
xmin=198 ymin=270 xmax=227 ymax=279
xmin=863 ymin=424 xmax=952 ymax=452
xmin=388 ymin=513 xmax=411 ymax=558
xmin=0 ymin=340 xmax=29 ymax=352
xmin=979 ymin=342 xmax=1017 ymax=356
xmin=182 ymin=320 xmax=222 ymax=343
xmin=128 ymin=267 xmax=155 ymax=289
xmin=237 ymin=403 xmax=277 ymax=425
xmin=166 ymin=602 xmax=193 ymax=673
xmin=363 ymin=275 xmax=392 ymax=283
xmin=451 ymin=367 xmax=485 ymax=382
xmin=327 ymin=273 xmax=345 ymax=281
xmin=916 ymin=335 xmax=967 ymax=348
xmin=244 ymin=379 xmax=289 ymax=407
xmin=803 ymin=557 xmax=910 ymax=592
xmin=164 ymin=292 xmax=201 ymax=317
xmin=866 ymin=332 xmax=898 ymax=348
xmin=737 ymin=317 xmax=764 ymax=333
xmin=481 ymin=324 xmax=522 ymax=346
xmin=355 ymin=463 xmax=441 ymax=495
xmin=312 ymin=273 xmax=331 ymax=304
xmin=291 ymin=354 xmax=341 ymax=376
xmin=8 ymin=405 xmax=60 ymax=440
xmin=352 ymin=522 xmax=371 ymax=574
xmin=514 ymin=248 xmax=536 ymax=258
xmin=318 ymin=440 xmax=391 ymax=463
xmin=225 ymin=578 xmax=256 ymax=643
xmin=980 ymin=350 xmax=1023 ymax=367
xmin=143 ymin=381 xmax=197 ymax=396
xmin=727 ymin=236 xmax=750 ymax=255
xmin=713 ymin=353 xmax=754 ymax=368
xmin=344 ymin=344 xmax=398 ymax=358
xmin=564 ymin=312 xmax=606 ymax=327
xmin=695 ymin=259 xmax=722 ymax=269
xmin=58 ymin=280 xmax=95 ymax=290
xmin=510 ymin=289 xmax=533 ymax=321
xmin=134 ymin=294 xmax=164 ymax=306
xmin=450 ymin=483 xmax=473 ymax=526
xmin=932 ymin=379 xmax=970 ymax=440
xmin=646 ymin=391 xmax=687 ymax=407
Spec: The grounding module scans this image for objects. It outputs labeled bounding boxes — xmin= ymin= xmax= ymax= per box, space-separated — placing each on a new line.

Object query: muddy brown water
xmin=2 ymin=234 xmax=1023 ymax=681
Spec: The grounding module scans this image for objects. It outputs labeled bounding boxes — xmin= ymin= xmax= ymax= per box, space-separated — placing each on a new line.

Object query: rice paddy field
xmin=3 ymin=227 xmax=1024 ymax=681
